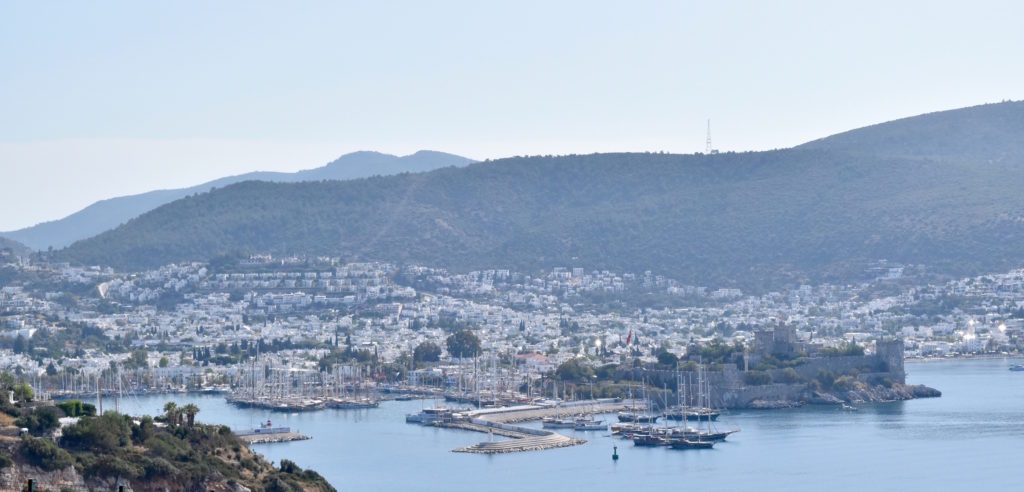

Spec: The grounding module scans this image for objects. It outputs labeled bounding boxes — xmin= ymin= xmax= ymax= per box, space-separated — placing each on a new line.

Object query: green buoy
xmin=613 ymin=445 xmax=619 ymax=461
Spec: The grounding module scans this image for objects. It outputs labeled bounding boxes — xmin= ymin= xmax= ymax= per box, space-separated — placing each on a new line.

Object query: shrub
xmin=743 ymin=370 xmax=772 ymax=386
xmin=85 ymin=455 xmax=143 ymax=480
xmin=56 ymin=399 xmax=95 ymax=417
xmin=821 ymin=342 xmax=865 ymax=357
xmin=57 ymin=400 xmax=85 ymax=417
xmin=19 ymin=436 xmax=73 ymax=471
xmin=833 ymin=376 xmax=856 ymax=392
xmin=132 ymin=415 xmax=156 ymax=444
xmin=814 ymin=370 xmax=837 ymax=390
xmin=776 ymin=367 xmax=806 ymax=384
xmin=61 ymin=412 xmax=132 ymax=452
xmin=16 ymin=407 xmax=62 ymax=436
xmin=142 ymin=456 xmax=178 ymax=479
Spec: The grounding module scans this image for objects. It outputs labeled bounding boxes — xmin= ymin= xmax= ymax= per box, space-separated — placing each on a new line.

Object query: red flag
xmin=626 ymin=329 xmax=633 ymax=346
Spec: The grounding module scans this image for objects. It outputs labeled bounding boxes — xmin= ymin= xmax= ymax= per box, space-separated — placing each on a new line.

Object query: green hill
xmin=55 ymin=102 xmax=1024 ymax=290
xmin=799 ymin=100 xmax=1024 ymax=159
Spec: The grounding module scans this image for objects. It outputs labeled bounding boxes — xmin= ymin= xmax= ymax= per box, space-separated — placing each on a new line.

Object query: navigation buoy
xmin=612 ymin=445 xmax=619 ymax=461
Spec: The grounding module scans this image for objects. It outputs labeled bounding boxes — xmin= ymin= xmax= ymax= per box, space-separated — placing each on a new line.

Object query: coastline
xmin=906 ymin=353 xmax=1023 ymax=364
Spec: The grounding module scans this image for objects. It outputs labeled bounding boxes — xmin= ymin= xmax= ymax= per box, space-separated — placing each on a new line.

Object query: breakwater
xmin=433 ymin=399 xmax=633 ymax=454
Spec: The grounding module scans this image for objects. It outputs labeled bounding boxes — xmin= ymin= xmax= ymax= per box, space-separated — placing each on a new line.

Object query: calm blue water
xmin=87 ymin=358 xmax=1024 ymax=491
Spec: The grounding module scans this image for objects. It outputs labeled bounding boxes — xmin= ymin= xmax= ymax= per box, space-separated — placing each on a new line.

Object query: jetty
xmin=238 ymin=431 xmax=311 ymax=444
xmin=429 ymin=398 xmax=634 ymax=454
xmin=235 ymin=421 xmax=311 ymax=444
xmin=469 ymin=399 xmax=638 ymax=424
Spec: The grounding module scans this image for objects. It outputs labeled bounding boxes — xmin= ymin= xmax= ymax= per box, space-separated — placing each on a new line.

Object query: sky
xmin=2 ymin=0 xmax=1023 ymax=231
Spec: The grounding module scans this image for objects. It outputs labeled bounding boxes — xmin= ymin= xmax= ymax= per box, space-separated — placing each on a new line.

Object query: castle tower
xmin=875 ymin=339 xmax=905 ymax=383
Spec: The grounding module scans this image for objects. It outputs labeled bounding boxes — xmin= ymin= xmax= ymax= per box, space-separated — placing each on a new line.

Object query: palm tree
xmin=182 ymin=403 xmax=200 ymax=427
xmin=163 ymin=401 xmax=180 ymax=427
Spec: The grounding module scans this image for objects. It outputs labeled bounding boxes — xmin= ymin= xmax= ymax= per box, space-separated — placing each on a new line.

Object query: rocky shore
xmin=745 ymin=383 xmax=941 ymax=409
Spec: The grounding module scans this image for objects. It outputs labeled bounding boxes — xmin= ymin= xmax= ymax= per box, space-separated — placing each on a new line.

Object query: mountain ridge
xmin=53 ymin=102 xmax=1024 ymax=290
xmin=1 ymin=150 xmax=474 ymax=251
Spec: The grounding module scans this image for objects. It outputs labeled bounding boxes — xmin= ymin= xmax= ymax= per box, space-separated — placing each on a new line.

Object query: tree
xmin=554 ymin=359 xmax=594 ymax=381
xmin=13 ymin=382 xmax=33 ymax=402
xmin=12 ymin=335 xmax=26 ymax=355
xmin=159 ymin=356 xmax=169 ymax=368
xmin=163 ymin=402 xmax=180 ymax=427
xmin=45 ymin=362 xmax=58 ymax=376
xmin=656 ymin=351 xmax=679 ymax=367
xmin=182 ymin=403 xmax=199 ymax=427
xmin=446 ymin=329 xmax=481 ymax=359
xmin=413 ymin=341 xmax=442 ymax=363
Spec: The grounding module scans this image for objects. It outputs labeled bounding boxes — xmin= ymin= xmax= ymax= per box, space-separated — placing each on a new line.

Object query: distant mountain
xmin=55 ymin=102 xmax=1024 ymax=290
xmin=1 ymin=150 xmax=474 ymax=250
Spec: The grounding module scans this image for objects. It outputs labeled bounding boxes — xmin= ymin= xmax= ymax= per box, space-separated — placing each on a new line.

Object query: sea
xmin=84 ymin=358 xmax=1024 ymax=491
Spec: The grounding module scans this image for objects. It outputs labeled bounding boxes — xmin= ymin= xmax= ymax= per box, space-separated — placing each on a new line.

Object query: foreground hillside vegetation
xmin=0 ymin=389 xmax=334 ymax=492
xmin=56 ymin=101 xmax=1024 ymax=290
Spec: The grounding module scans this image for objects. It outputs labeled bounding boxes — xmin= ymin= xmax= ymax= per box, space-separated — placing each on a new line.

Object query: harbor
xmin=70 ymin=359 xmax=1023 ymax=492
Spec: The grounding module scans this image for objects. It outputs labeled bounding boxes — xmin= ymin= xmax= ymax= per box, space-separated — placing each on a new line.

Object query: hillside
xmin=799 ymin=100 xmax=1024 ymax=159
xmin=54 ymin=102 xmax=1024 ymax=290
xmin=1 ymin=150 xmax=473 ymax=251
xmin=0 ymin=237 xmax=28 ymax=257
xmin=0 ymin=400 xmax=335 ymax=492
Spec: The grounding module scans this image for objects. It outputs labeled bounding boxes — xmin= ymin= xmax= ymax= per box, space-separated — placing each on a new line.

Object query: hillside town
xmin=1 ymin=245 xmax=1022 ymax=399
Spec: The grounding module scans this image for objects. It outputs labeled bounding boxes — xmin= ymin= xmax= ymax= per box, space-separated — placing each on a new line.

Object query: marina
xmin=74 ymin=359 xmax=1024 ymax=492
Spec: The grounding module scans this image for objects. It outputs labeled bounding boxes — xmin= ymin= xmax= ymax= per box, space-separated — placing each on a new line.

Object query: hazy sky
xmin=2 ymin=0 xmax=1023 ymax=231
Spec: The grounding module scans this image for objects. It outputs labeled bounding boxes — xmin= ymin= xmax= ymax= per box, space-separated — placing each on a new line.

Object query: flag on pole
xmin=626 ymin=329 xmax=633 ymax=346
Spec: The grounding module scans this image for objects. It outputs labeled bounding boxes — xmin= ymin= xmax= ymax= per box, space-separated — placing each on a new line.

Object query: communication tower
xmin=705 ymin=119 xmax=718 ymax=154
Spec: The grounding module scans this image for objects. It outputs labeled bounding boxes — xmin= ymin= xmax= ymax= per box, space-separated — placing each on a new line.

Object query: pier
xmin=237 ymin=431 xmax=311 ymax=444
xmin=468 ymin=399 xmax=639 ymax=424
xmin=436 ymin=399 xmax=635 ymax=454
xmin=235 ymin=422 xmax=311 ymax=444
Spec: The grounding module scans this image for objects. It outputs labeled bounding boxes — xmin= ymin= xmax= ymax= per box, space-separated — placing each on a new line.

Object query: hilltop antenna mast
xmin=705 ymin=119 xmax=713 ymax=154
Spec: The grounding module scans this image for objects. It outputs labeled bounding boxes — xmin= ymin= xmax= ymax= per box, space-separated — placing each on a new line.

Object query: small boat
xmin=405 ymin=407 xmax=458 ymax=424
xmin=235 ymin=419 xmax=290 ymax=436
xmin=611 ymin=422 xmax=654 ymax=437
xmin=573 ymin=417 xmax=607 ymax=431
xmin=1010 ymin=364 xmax=1024 ymax=372
xmin=542 ymin=417 xmax=578 ymax=429
xmin=841 ymin=403 xmax=859 ymax=412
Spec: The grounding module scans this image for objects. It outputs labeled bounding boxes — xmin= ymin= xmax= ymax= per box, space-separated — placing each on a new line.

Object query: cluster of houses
xmin=0 ymin=252 xmax=1023 ymax=394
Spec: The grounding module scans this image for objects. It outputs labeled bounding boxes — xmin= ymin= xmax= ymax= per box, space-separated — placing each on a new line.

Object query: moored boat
xmin=669 ymin=438 xmax=714 ymax=450
xmin=617 ymin=411 xmax=659 ymax=423
xmin=542 ymin=417 xmax=578 ymax=429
